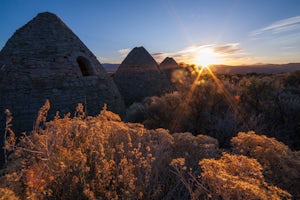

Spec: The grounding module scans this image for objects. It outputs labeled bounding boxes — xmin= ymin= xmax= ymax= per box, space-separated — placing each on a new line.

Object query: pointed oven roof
xmin=0 ymin=12 xmax=106 ymax=75
xmin=160 ymin=57 xmax=178 ymax=70
xmin=159 ymin=57 xmax=179 ymax=80
xmin=114 ymin=47 xmax=172 ymax=106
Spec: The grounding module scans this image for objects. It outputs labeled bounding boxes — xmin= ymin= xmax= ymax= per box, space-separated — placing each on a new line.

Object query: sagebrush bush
xmin=1 ymin=103 xmax=158 ymax=199
xmin=231 ymin=131 xmax=300 ymax=197
xmin=284 ymin=70 xmax=300 ymax=87
xmin=200 ymin=153 xmax=291 ymax=200
xmin=0 ymin=187 xmax=19 ymax=200
xmin=170 ymin=152 xmax=291 ymax=200
xmin=165 ymin=132 xmax=220 ymax=199
xmin=0 ymin=101 xmax=298 ymax=199
xmin=172 ymin=132 xmax=220 ymax=168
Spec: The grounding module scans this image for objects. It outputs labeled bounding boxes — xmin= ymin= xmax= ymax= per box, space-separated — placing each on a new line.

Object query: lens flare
xmin=170 ymin=66 xmax=205 ymax=132
xmin=170 ymin=65 xmax=240 ymax=133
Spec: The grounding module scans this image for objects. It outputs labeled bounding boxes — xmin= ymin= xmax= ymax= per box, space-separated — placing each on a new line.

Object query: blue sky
xmin=1 ymin=0 xmax=300 ymax=65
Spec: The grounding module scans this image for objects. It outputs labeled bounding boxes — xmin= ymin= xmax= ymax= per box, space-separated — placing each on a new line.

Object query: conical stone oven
xmin=0 ymin=12 xmax=125 ymax=137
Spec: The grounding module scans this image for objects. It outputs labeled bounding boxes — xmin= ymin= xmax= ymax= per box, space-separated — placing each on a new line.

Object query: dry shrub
xmin=125 ymin=91 xmax=183 ymax=130
xmin=231 ymin=131 xmax=300 ymax=197
xmin=169 ymin=157 xmax=209 ymax=200
xmin=168 ymin=133 xmax=220 ymax=199
xmin=200 ymin=153 xmax=291 ymax=200
xmin=140 ymin=128 xmax=174 ymax=198
xmin=1 ymin=101 xmax=298 ymax=199
xmin=169 ymin=133 xmax=293 ymax=200
xmin=1 ymin=103 xmax=164 ymax=199
xmin=170 ymin=153 xmax=291 ymax=200
xmin=0 ymin=187 xmax=19 ymax=200
xmin=172 ymin=132 xmax=219 ymax=167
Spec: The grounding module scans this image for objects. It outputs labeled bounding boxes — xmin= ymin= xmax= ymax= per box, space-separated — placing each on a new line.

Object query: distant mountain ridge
xmin=103 ymin=62 xmax=300 ymax=74
xmin=102 ymin=63 xmax=120 ymax=72
xmin=211 ymin=63 xmax=300 ymax=74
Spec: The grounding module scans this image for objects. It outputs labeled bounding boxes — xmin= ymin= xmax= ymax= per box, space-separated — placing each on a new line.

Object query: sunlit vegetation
xmin=0 ymin=99 xmax=299 ymax=199
xmin=171 ymin=153 xmax=291 ymax=200
xmin=231 ymin=131 xmax=300 ymax=197
xmin=126 ymin=68 xmax=300 ymax=150
xmin=0 ymin=68 xmax=299 ymax=199
xmin=1 ymin=103 xmax=162 ymax=199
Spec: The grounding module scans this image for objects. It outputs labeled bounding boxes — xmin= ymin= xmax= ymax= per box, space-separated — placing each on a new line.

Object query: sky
xmin=1 ymin=0 xmax=300 ymax=65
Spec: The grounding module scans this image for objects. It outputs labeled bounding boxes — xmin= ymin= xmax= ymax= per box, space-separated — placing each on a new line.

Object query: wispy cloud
xmin=152 ymin=43 xmax=242 ymax=64
xmin=154 ymin=45 xmax=213 ymax=63
xmin=151 ymin=53 xmax=168 ymax=63
xmin=213 ymin=43 xmax=240 ymax=54
xmin=250 ymin=16 xmax=300 ymax=36
xmin=118 ymin=48 xmax=131 ymax=58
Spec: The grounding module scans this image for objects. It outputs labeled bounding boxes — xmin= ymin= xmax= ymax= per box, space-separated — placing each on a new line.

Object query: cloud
xmin=152 ymin=53 xmax=164 ymax=56
xmin=250 ymin=16 xmax=300 ymax=36
xmin=152 ymin=43 xmax=242 ymax=64
xmin=152 ymin=47 xmax=195 ymax=64
xmin=118 ymin=48 xmax=131 ymax=58
xmin=213 ymin=43 xmax=241 ymax=54
xmin=151 ymin=52 xmax=169 ymax=62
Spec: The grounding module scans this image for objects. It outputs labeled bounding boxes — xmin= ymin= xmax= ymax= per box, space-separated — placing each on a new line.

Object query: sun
xmin=194 ymin=48 xmax=219 ymax=68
